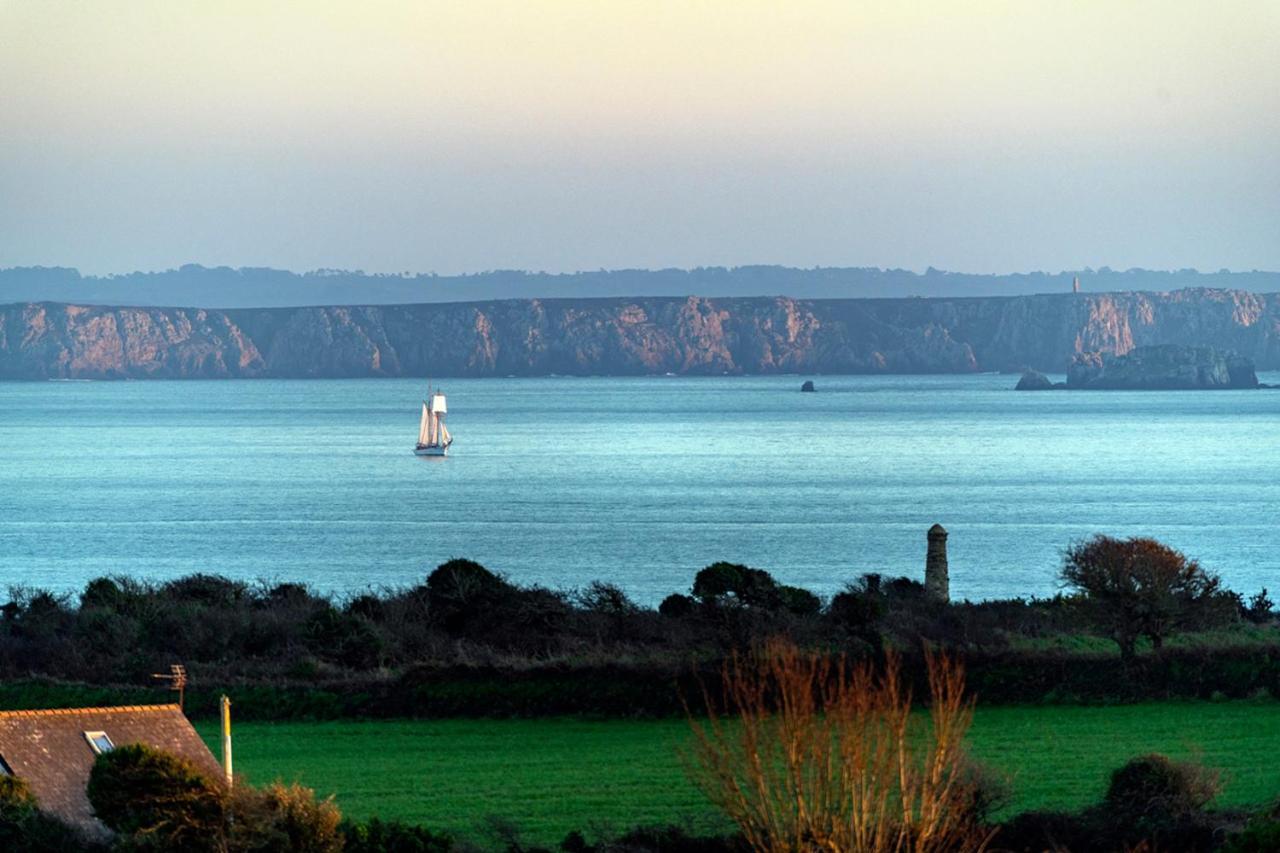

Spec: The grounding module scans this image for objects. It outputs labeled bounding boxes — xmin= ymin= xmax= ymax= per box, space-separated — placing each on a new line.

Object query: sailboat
xmin=414 ymin=385 xmax=453 ymax=457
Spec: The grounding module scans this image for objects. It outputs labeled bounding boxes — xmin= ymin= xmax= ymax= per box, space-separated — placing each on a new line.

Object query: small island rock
xmin=1067 ymin=345 xmax=1258 ymax=390
xmin=800 ymin=380 xmax=816 ymax=392
xmin=1014 ymin=370 xmax=1054 ymax=391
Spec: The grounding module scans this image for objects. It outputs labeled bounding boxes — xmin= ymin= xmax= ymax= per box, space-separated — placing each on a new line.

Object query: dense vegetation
xmin=1 ymin=537 xmax=1276 ymax=718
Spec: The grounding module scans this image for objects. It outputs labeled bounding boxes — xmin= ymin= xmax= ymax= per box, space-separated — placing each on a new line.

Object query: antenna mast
xmin=151 ymin=664 xmax=188 ymax=711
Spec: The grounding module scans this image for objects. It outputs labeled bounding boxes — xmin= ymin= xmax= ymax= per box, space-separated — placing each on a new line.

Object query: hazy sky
xmin=2 ymin=1 xmax=1277 ymax=275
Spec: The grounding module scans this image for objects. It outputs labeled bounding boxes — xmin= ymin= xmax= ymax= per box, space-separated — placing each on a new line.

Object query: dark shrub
xmin=993 ymin=810 xmax=1094 ymax=853
xmin=1245 ymin=589 xmax=1274 ymax=624
xmin=883 ymin=577 xmax=925 ymax=600
xmin=692 ymin=563 xmax=781 ymax=610
xmin=340 ymin=817 xmax=455 ymax=852
xmin=1093 ymin=754 xmax=1223 ymax=851
xmin=1226 ymin=821 xmax=1280 ymax=852
xmin=778 ymin=586 xmax=821 ymax=617
xmin=162 ymin=574 xmax=248 ymax=608
xmin=1104 ymin=753 xmax=1220 ymax=819
xmin=958 ymin=759 xmax=1013 ymax=825
xmin=6 ymin=590 xmax=71 ymax=642
xmin=578 ymin=582 xmax=636 ymax=615
xmin=81 ymin=577 xmax=128 ymax=611
xmin=265 ymin=583 xmax=317 ymax=608
xmin=659 ymin=594 xmax=696 ymax=618
xmin=346 ymin=594 xmax=387 ymax=621
xmin=86 ymin=744 xmax=226 ymax=851
xmin=827 ymin=581 xmax=883 ymax=638
xmin=558 ymin=824 xmax=744 ymax=852
xmin=425 ymin=559 xmax=512 ymax=630
xmin=307 ymin=607 xmax=385 ymax=669
xmin=0 ymin=775 xmax=94 ymax=852
xmin=1225 ymin=802 xmax=1280 ymax=853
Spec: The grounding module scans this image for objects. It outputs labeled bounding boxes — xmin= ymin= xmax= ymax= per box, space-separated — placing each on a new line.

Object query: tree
xmin=1060 ymin=536 xmax=1223 ymax=660
xmin=86 ymin=744 xmax=225 ymax=851
xmin=692 ymin=562 xmax=784 ymax=610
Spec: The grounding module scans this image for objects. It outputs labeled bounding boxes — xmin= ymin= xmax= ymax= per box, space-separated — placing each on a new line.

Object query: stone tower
xmin=1073 ymin=276 xmax=1081 ymax=294
xmin=926 ymin=523 xmax=949 ymax=602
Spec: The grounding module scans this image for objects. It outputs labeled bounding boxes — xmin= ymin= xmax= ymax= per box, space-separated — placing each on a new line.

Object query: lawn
xmin=199 ymin=700 xmax=1280 ymax=845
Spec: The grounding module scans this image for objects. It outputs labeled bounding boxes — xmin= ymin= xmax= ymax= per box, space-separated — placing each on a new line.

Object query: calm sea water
xmin=2 ymin=375 xmax=1278 ymax=604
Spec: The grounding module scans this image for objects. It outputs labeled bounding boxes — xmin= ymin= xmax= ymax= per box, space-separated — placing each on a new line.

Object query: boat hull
xmin=413 ymin=445 xmax=449 ymax=457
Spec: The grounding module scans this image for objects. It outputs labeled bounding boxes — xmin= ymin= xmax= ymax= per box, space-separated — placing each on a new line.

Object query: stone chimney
xmin=926 ymin=524 xmax=949 ymax=602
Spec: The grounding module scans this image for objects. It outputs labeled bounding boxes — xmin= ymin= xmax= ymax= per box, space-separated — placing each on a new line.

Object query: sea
xmin=2 ymin=374 xmax=1278 ymax=605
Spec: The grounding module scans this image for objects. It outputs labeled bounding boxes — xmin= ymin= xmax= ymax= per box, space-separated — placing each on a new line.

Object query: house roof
xmin=0 ymin=704 xmax=224 ymax=835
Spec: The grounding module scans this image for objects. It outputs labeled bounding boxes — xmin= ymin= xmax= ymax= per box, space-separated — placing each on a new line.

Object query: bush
xmin=425 ymin=559 xmax=513 ymax=632
xmin=0 ymin=778 xmax=93 ymax=853
xmin=777 ymin=585 xmax=821 ymax=617
xmin=86 ymin=744 xmax=225 ymax=851
xmin=577 ymin=582 xmax=637 ymax=616
xmin=659 ymin=594 xmax=696 ymax=618
xmin=561 ymin=824 xmax=745 ymax=852
xmin=0 ymin=775 xmax=37 ymax=818
xmin=1104 ymin=753 xmax=1221 ymax=819
xmin=1092 ymin=754 xmax=1223 ymax=851
xmin=1225 ymin=818 xmax=1280 ymax=853
xmin=0 ymin=776 xmax=86 ymax=853
xmin=229 ymin=782 xmax=343 ymax=852
xmin=340 ymin=817 xmax=455 ymax=852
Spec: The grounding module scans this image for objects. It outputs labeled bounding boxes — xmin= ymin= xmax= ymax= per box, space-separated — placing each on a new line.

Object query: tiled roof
xmin=0 ymin=704 xmax=224 ymax=836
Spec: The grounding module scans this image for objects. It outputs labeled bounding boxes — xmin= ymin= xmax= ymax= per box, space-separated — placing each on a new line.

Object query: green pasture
xmin=199 ymin=700 xmax=1280 ymax=845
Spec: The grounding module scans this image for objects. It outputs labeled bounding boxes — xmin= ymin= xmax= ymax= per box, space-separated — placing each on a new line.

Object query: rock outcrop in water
xmin=1014 ymin=370 xmax=1055 ymax=391
xmin=3 ymin=289 xmax=1280 ymax=379
xmin=1067 ymin=345 xmax=1259 ymax=389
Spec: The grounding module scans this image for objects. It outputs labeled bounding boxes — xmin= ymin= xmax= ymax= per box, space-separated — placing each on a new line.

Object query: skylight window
xmin=84 ymin=731 xmax=115 ymax=755
xmin=0 ymin=754 xmax=12 ymax=776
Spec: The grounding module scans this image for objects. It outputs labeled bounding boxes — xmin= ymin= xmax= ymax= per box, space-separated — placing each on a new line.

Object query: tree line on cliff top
xmin=6 ymin=265 xmax=1280 ymax=309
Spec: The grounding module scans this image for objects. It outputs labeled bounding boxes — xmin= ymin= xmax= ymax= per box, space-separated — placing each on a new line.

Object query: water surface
xmin=2 ymin=375 xmax=1277 ymax=603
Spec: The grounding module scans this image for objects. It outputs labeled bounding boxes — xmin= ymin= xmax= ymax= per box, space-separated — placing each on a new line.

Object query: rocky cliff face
xmin=3 ymin=289 xmax=1280 ymax=380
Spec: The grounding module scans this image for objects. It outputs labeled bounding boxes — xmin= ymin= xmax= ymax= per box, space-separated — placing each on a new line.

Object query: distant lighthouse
xmin=1073 ymin=276 xmax=1081 ymax=294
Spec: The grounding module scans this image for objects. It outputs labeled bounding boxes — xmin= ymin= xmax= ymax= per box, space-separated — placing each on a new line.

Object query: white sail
xmin=417 ymin=403 xmax=430 ymax=446
xmin=413 ymin=384 xmax=452 ymax=455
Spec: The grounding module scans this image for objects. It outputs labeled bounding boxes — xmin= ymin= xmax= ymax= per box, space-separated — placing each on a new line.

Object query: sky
xmin=1 ymin=1 xmax=1277 ymax=276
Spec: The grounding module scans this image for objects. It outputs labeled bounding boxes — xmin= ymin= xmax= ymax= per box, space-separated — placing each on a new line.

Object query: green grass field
xmin=199 ymin=700 xmax=1280 ymax=845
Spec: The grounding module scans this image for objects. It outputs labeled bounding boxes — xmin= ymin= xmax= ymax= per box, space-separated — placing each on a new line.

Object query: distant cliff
xmin=3 ymin=289 xmax=1280 ymax=379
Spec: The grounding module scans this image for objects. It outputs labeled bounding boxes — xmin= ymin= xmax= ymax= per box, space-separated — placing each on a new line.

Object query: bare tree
xmin=686 ymin=638 xmax=991 ymax=852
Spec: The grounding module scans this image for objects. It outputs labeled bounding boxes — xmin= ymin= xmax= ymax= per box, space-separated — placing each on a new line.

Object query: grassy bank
xmin=198 ymin=699 xmax=1280 ymax=845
